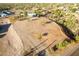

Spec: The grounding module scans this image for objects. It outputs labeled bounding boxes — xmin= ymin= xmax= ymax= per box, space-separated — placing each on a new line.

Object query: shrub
xmin=56 ymin=42 xmax=64 ymax=49
xmin=56 ymin=39 xmax=71 ymax=49
xmin=75 ymin=35 xmax=79 ymax=41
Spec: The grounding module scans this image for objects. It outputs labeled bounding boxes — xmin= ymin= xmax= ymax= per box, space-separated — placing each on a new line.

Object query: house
xmin=76 ymin=10 xmax=79 ymax=13
xmin=27 ymin=11 xmax=37 ymax=17
xmin=0 ymin=10 xmax=14 ymax=17
xmin=0 ymin=12 xmax=7 ymax=17
xmin=2 ymin=10 xmax=14 ymax=15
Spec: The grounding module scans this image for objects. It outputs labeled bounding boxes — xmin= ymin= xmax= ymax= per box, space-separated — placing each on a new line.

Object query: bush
xmin=68 ymin=4 xmax=78 ymax=13
xmin=56 ymin=39 xmax=71 ymax=49
xmin=75 ymin=35 xmax=79 ymax=41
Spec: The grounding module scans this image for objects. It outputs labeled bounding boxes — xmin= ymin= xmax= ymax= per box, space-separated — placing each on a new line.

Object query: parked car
xmin=0 ymin=10 xmax=14 ymax=17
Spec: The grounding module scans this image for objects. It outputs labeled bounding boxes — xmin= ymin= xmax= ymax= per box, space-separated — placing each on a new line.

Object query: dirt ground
xmin=0 ymin=17 xmax=68 ymax=55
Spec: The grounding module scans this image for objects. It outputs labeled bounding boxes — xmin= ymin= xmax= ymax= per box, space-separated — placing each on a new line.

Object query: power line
xmin=25 ymin=40 xmax=56 ymax=56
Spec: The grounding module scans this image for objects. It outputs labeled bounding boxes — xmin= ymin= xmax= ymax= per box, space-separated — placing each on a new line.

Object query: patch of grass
xmin=75 ymin=35 xmax=79 ymax=41
xmin=56 ymin=39 xmax=71 ymax=49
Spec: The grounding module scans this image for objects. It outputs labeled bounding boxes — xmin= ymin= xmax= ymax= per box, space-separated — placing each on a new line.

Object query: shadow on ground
xmin=0 ymin=34 xmax=6 ymax=38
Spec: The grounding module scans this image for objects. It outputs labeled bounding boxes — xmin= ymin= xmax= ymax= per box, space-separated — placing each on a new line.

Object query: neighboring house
xmin=0 ymin=12 xmax=7 ymax=17
xmin=27 ymin=12 xmax=37 ymax=17
xmin=76 ymin=10 xmax=79 ymax=14
xmin=2 ymin=10 xmax=13 ymax=15
xmin=0 ymin=10 xmax=14 ymax=17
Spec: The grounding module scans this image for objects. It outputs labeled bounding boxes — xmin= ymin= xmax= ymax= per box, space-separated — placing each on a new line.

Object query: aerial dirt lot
xmin=0 ymin=17 xmax=69 ymax=55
